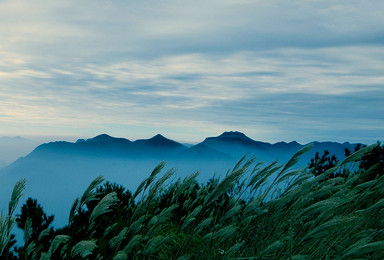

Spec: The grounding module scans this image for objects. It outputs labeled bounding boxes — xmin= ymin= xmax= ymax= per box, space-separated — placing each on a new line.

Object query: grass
xmin=2 ymin=143 xmax=384 ymax=259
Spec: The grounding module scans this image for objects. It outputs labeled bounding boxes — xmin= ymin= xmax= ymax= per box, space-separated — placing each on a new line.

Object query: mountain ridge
xmin=7 ymin=131 xmax=364 ymax=168
xmin=0 ymin=131 xmax=364 ymax=228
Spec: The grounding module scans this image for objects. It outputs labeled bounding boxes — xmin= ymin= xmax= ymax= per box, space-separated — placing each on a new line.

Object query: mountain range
xmin=0 ymin=131 xmax=361 ymax=228
xmin=15 ymin=131 xmax=358 ymax=162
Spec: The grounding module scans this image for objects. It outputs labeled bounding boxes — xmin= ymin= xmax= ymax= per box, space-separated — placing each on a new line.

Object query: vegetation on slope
xmin=1 ymin=142 xmax=384 ymax=259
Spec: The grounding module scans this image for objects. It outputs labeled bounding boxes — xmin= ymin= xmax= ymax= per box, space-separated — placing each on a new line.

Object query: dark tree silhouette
xmin=16 ymin=198 xmax=54 ymax=242
xmin=358 ymin=142 xmax=384 ymax=181
xmin=309 ymin=150 xmax=338 ymax=177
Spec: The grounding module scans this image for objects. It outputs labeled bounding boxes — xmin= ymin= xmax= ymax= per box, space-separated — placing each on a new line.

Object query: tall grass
xmin=2 ymin=143 xmax=384 ymax=259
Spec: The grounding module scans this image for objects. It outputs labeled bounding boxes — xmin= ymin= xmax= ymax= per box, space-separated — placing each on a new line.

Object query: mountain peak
xmin=147 ymin=134 xmax=179 ymax=146
xmin=150 ymin=134 xmax=167 ymax=141
xmin=133 ymin=134 xmax=186 ymax=151
xmin=218 ymin=131 xmax=249 ymax=139
xmin=87 ymin=134 xmax=115 ymax=142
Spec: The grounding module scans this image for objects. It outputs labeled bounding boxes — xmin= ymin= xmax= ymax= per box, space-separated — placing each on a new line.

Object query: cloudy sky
xmin=0 ymin=0 xmax=383 ymax=144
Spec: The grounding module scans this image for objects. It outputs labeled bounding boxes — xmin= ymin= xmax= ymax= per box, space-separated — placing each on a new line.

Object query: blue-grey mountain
xmin=0 ymin=131 xmax=362 ymax=228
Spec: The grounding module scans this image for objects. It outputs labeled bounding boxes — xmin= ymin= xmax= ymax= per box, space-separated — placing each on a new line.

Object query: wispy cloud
xmin=0 ymin=0 xmax=383 ymax=143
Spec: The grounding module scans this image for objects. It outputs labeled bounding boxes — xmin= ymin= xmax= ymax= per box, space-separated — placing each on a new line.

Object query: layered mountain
xmin=27 ymin=133 xmax=187 ymax=160
xmin=0 ymin=132 xmax=362 ymax=228
xmin=197 ymin=131 xmax=303 ymax=161
xmin=0 ymin=136 xmax=38 ymax=164
xmin=5 ymin=132 xmax=362 ymax=177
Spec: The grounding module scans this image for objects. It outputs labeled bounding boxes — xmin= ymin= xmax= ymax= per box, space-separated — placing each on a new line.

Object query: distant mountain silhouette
xmin=0 ymin=131 xmax=364 ymax=228
xmin=27 ymin=134 xmax=187 ymax=160
xmin=12 ymin=131 xmax=363 ymax=164
xmin=0 ymin=136 xmax=37 ymax=163
xmin=198 ymin=131 xmax=301 ymax=161
xmin=134 ymin=134 xmax=186 ymax=149
xmin=202 ymin=131 xmax=272 ymax=150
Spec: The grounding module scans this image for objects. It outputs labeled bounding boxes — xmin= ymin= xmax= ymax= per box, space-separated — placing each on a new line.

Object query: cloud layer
xmin=0 ymin=0 xmax=383 ymax=143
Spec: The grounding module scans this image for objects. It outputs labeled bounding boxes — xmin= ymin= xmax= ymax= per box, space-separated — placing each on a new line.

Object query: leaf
xmin=80 ymin=175 xmax=105 ymax=207
xmin=48 ymin=235 xmax=71 ymax=256
xmin=274 ymin=144 xmax=313 ymax=186
xmin=341 ymin=240 xmax=384 ymax=259
xmin=38 ymin=228 xmax=51 ymax=241
xmin=89 ymin=192 xmax=119 ymax=230
xmin=261 ymin=240 xmax=282 ymax=255
xmin=340 ymin=144 xmax=377 ymax=166
xmin=123 ymin=234 xmax=144 ymax=254
xmin=110 ymin=227 xmax=129 ymax=249
xmin=205 ymin=157 xmax=254 ymax=205
xmin=134 ymin=161 xmax=166 ymax=199
xmin=8 ymin=179 xmax=26 ymax=217
xmin=71 ymin=240 xmax=97 ymax=258
xmin=143 ymin=235 xmax=170 ymax=255
xmin=69 ymin=197 xmax=79 ymax=224
xmin=113 ymin=251 xmax=128 ymax=260
xmin=0 ymin=179 xmax=26 ymax=256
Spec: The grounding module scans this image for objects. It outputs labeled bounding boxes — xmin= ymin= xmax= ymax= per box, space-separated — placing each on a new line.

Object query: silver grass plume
xmin=273 ymin=143 xmax=313 ymax=186
xmin=193 ymin=217 xmax=213 ymax=234
xmin=68 ymin=197 xmax=79 ymax=224
xmin=23 ymin=217 xmax=33 ymax=244
xmin=80 ymin=175 xmax=105 ymax=208
xmin=26 ymin=241 xmax=36 ymax=259
xmin=46 ymin=235 xmax=70 ymax=257
xmin=71 ymin=240 xmax=97 ymax=258
xmin=261 ymin=144 xmax=312 ymax=202
xmin=134 ymin=161 xmax=166 ymax=199
xmin=129 ymin=215 xmax=147 ymax=234
xmin=143 ymin=235 xmax=170 ymax=255
xmin=38 ymin=228 xmax=51 ymax=241
xmin=147 ymin=204 xmax=178 ymax=236
xmin=89 ymin=192 xmax=119 ymax=231
xmin=69 ymin=175 xmax=104 ymax=224
xmin=123 ymin=234 xmax=144 ymax=254
xmin=205 ymin=157 xmax=254 ymax=206
xmin=212 ymin=224 xmax=237 ymax=244
xmin=175 ymin=171 xmax=200 ymax=199
xmin=103 ymin=222 xmax=118 ymax=237
xmin=0 ymin=179 xmax=26 ymax=256
xmin=113 ymin=250 xmax=128 ymax=260
xmin=341 ymin=240 xmax=384 ymax=259
xmin=182 ymin=205 xmax=203 ymax=230
xmin=109 ymin=227 xmax=128 ymax=249
xmin=8 ymin=179 xmax=26 ymax=217
xmin=340 ymin=143 xmax=377 ymax=166
xmin=146 ymin=168 xmax=175 ymax=202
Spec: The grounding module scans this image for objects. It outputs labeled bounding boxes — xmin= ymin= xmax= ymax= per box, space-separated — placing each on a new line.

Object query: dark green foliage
xmin=15 ymin=198 xmax=54 ymax=259
xmin=16 ymin=198 xmax=54 ymax=242
xmin=359 ymin=142 xmax=384 ymax=179
xmin=309 ymin=150 xmax=338 ymax=176
xmin=3 ymin=143 xmax=384 ymax=259
xmin=1 ymin=234 xmax=17 ymax=259
xmin=0 ymin=179 xmax=26 ymax=259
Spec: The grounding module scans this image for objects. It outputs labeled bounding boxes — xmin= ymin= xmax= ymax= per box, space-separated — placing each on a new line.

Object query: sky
xmin=0 ymin=0 xmax=383 ymax=144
